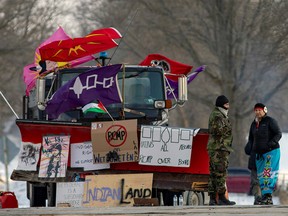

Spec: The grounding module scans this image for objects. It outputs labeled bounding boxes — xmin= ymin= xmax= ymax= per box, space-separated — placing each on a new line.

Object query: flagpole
xmin=107 ymin=9 xmax=139 ymax=65
xmin=164 ymin=75 xmax=178 ymax=100
xmin=103 ymin=107 xmax=115 ymax=122
xmin=98 ymin=101 xmax=115 ymax=122
xmin=120 ymin=64 xmax=126 ymax=120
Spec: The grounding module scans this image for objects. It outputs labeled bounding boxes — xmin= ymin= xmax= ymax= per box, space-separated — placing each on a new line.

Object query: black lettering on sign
xmin=105 ymin=125 xmax=127 ymax=147
xmin=139 ymin=155 xmax=153 ymax=163
xmin=179 ymin=144 xmax=192 ymax=150
xmin=178 ymin=159 xmax=189 ymax=165
xmin=157 ymin=158 xmax=171 ymax=164
xmin=125 ymin=188 xmax=152 ymax=199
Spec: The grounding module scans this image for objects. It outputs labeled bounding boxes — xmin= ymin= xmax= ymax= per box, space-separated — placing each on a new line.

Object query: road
xmin=1 ymin=205 xmax=288 ymax=216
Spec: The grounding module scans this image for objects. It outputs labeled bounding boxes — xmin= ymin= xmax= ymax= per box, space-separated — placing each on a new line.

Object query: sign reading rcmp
xmin=106 ymin=124 xmax=127 ymax=147
xmin=91 ymin=119 xmax=138 ymax=164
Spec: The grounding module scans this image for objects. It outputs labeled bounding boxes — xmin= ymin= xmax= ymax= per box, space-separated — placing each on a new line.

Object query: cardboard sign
xmin=70 ymin=142 xmax=110 ymax=171
xmin=91 ymin=119 xmax=138 ymax=164
xmin=39 ymin=135 xmax=70 ymax=178
xmin=56 ymin=182 xmax=85 ymax=207
xmin=139 ymin=126 xmax=199 ymax=167
xmin=82 ymin=173 xmax=153 ymax=207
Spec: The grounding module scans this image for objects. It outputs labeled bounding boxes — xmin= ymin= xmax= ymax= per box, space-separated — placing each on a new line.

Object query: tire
xmin=187 ymin=191 xmax=204 ymax=206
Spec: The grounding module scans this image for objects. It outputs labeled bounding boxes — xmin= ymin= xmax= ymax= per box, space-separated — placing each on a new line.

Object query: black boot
xmin=218 ymin=193 xmax=236 ymax=205
xmin=209 ymin=193 xmax=217 ymax=206
xmin=253 ymin=196 xmax=262 ymax=205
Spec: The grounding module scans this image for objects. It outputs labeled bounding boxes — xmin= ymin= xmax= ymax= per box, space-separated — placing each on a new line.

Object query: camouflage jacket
xmin=207 ymin=107 xmax=233 ymax=153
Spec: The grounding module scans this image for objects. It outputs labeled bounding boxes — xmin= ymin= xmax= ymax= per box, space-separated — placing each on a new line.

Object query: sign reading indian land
xmin=91 ymin=119 xmax=138 ymax=163
xmin=139 ymin=126 xmax=199 ymax=167
xmin=83 ymin=173 xmax=153 ymax=207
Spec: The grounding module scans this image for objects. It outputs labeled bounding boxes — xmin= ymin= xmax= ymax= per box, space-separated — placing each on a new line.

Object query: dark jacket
xmin=245 ymin=115 xmax=281 ymax=169
xmin=244 ymin=139 xmax=257 ymax=170
xmin=248 ymin=115 xmax=282 ymax=154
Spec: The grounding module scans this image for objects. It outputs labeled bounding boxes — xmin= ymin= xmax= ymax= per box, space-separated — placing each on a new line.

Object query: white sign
xmin=139 ymin=126 xmax=199 ymax=167
xmin=56 ymin=182 xmax=85 ymax=207
xmin=16 ymin=142 xmax=41 ymax=171
xmin=70 ymin=142 xmax=110 ymax=171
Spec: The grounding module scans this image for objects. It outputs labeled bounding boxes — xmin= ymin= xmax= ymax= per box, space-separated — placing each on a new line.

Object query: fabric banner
xmin=139 ymin=53 xmax=193 ymax=81
xmin=45 ymin=64 xmax=122 ymax=119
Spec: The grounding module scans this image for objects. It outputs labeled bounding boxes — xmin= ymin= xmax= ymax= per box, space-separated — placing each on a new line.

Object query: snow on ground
xmin=0 ymin=158 xmax=282 ymax=208
xmin=229 ymin=193 xmax=280 ymax=205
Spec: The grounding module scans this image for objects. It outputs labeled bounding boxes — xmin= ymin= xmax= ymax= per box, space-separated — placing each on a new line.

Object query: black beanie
xmin=215 ymin=95 xmax=229 ymax=109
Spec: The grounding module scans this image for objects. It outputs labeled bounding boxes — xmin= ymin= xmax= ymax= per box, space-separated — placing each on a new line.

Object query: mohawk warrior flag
xmin=166 ymin=65 xmax=206 ymax=99
xmin=139 ymin=54 xmax=193 ymax=81
xmin=45 ymin=64 xmax=122 ymax=119
xmin=39 ymin=29 xmax=120 ymax=62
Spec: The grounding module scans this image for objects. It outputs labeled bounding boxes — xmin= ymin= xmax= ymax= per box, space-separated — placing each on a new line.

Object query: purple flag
xmin=166 ymin=65 xmax=206 ymax=99
xmin=45 ymin=64 xmax=122 ymax=119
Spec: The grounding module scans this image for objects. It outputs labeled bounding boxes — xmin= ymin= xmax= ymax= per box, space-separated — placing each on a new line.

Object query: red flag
xmin=87 ymin=27 xmax=122 ymax=39
xmin=35 ymin=26 xmax=70 ymax=65
xmin=39 ymin=35 xmax=118 ymax=62
xmin=139 ymin=54 xmax=193 ymax=81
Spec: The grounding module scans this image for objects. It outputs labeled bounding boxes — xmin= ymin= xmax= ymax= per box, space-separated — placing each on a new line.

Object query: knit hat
xmin=215 ymin=95 xmax=229 ymax=109
xmin=254 ymin=103 xmax=268 ymax=113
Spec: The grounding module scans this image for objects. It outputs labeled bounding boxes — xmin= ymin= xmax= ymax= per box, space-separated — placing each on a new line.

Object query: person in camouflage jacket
xmin=207 ymin=95 xmax=235 ymax=205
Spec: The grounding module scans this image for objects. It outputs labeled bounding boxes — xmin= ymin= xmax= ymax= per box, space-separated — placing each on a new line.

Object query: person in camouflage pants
xmin=207 ymin=95 xmax=235 ymax=205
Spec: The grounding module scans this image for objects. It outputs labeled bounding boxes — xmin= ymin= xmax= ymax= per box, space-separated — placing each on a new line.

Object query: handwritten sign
xmin=39 ymin=135 xmax=70 ymax=178
xmin=16 ymin=142 xmax=41 ymax=171
xmin=82 ymin=173 xmax=153 ymax=207
xmin=56 ymin=182 xmax=85 ymax=207
xmin=91 ymin=119 xmax=138 ymax=164
xmin=139 ymin=126 xmax=199 ymax=167
xmin=70 ymin=142 xmax=110 ymax=171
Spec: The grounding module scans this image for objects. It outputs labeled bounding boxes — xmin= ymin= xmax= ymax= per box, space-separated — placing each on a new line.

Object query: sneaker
xmin=261 ymin=194 xmax=273 ymax=205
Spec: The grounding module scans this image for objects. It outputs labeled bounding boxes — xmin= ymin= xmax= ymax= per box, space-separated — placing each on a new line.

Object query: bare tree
xmin=0 ymin=0 xmax=70 ymax=134
xmin=75 ymin=0 xmax=288 ymax=167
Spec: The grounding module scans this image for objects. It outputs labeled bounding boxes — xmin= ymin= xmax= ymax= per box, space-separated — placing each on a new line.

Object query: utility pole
xmin=3 ymin=136 xmax=9 ymax=191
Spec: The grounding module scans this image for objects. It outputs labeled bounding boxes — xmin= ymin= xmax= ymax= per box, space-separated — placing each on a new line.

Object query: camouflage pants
xmin=208 ymin=150 xmax=229 ymax=195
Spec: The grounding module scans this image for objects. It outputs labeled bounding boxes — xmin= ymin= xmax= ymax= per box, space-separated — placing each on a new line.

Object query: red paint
xmin=17 ymin=121 xmax=210 ymax=174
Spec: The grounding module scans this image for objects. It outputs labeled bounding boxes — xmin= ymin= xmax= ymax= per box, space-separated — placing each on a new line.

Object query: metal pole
xmin=0 ymin=91 xmax=19 ymax=119
xmin=3 ymin=136 xmax=9 ymax=191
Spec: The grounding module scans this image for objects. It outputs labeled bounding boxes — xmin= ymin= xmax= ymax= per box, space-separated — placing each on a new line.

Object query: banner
xmin=139 ymin=126 xmax=199 ymax=167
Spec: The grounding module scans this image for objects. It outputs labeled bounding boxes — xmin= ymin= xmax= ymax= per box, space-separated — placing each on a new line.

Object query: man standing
xmin=246 ymin=103 xmax=282 ymax=205
xmin=207 ymin=95 xmax=235 ymax=205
